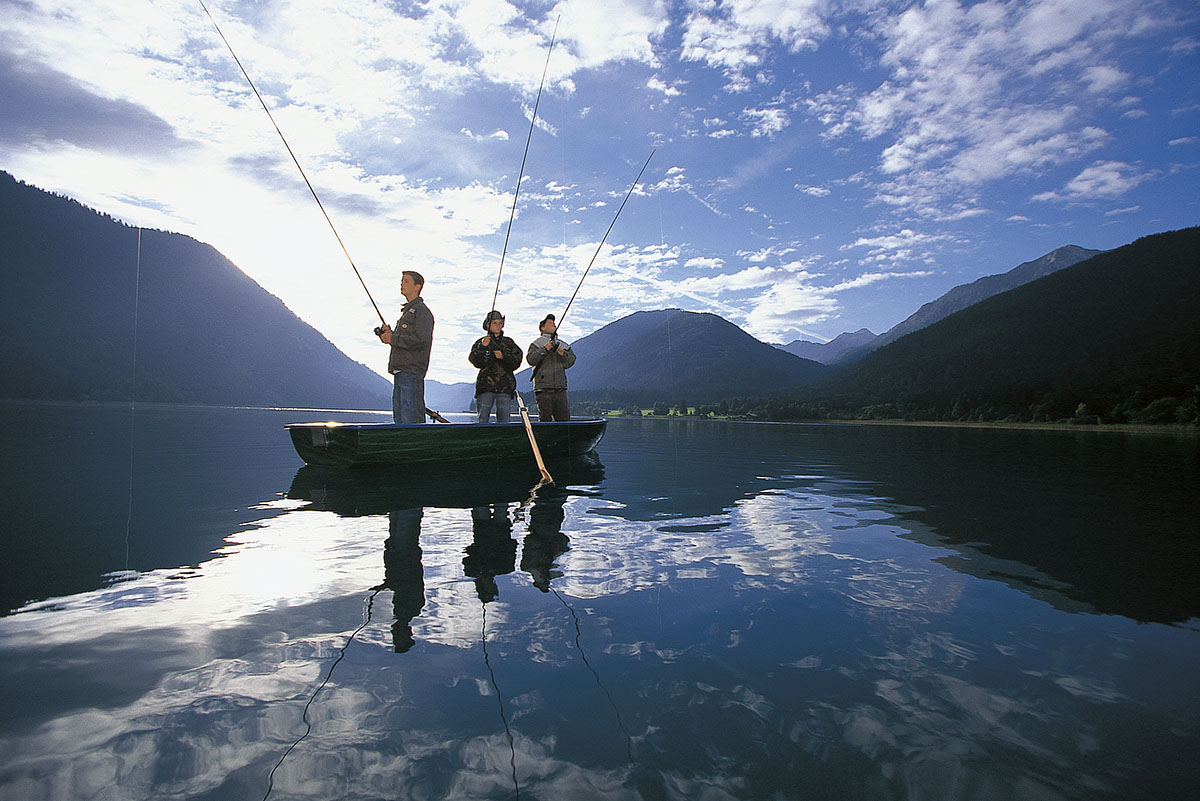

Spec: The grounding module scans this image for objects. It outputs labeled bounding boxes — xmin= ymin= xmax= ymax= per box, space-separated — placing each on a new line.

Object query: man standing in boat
xmin=377 ymin=271 xmax=434 ymax=424
xmin=526 ymin=314 xmax=576 ymax=421
xmin=469 ymin=310 xmax=523 ymax=423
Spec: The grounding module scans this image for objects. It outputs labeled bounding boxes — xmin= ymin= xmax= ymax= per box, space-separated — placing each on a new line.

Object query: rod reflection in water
xmin=468 ymin=502 xmax=521 ymax=797
xmin=263 ymin=587 xmax=383 ymax=801
xmin=521 ymin=484 xmax=636 ymax=765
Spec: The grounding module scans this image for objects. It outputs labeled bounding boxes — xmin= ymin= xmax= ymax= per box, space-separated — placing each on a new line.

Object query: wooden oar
xmin=515 ymin=393 xmax=553 ymax=485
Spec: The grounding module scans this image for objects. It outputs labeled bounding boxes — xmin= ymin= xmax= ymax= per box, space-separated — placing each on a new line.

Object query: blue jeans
xmin=392 ymin=372 xmax=425 ymax=424
xmin=475 ymin=392 xmax=512 ymax=423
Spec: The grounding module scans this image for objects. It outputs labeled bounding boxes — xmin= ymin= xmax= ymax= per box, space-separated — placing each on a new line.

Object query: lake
xmin=1 ymin=402 xmax=1197 ymax=800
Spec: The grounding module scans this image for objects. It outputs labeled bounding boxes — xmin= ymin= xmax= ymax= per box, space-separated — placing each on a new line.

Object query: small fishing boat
xmin=287 ymin=418 xmax=606 ymax=468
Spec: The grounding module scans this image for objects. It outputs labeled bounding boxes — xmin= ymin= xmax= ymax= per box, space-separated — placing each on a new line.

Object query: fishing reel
xmin=374 ymin=325 xmax=385 ymax=336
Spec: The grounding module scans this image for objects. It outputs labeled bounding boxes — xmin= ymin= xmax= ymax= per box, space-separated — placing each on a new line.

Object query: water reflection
xmin=2 ymin=407 xmax=1198 ymax=801
xmin=593 ymin=420 xmax=1200 ymax=624
xmin=522 ymin=484 xmax=571 ymax=592
xmin=384 ymin=508 xmax=424 ymax=653
xmin=465 ymin=504 xmax=518 ymax=604
xmin=287 ymin=452 xmax=605 ymax=516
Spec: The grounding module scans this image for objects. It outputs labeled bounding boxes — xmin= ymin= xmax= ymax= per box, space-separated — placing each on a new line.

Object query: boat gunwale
xmin=285 ymin=417 xmax=608 ymax=431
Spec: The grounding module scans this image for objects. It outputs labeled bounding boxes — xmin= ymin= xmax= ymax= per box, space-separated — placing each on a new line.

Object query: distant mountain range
xmin=807 ymin=226 xmax=1200 ymax=424
xmin=427 ymin=310 xmax=830 ymax=411
xmin=3 ymin=171 xmax=1195 ymax=426
xmin=536 ymin=309 xmax=828 ymax=406
xmin=0 ymin=171 xmax=389 ymax=409
xmin=778 ymin=328 xmax=877 ymax=365
xmin=782 ymin=244 xmax=1104 ymax=366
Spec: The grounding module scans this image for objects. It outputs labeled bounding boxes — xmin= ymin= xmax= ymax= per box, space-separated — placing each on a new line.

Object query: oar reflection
xmin=519 ymin=483 xmax=636 ymax=765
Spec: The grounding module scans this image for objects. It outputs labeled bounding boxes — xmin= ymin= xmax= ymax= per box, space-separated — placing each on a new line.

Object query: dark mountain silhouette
xmin=517 ymin=309 xmax=829 ymax=406
xmin=831 ymin=244 xmax=1104 ymax=365
xmin=807 ymin=226 xmax=1200 ymax=424
xmin=779 ymin=328 xmax=876 ymax=364
xmin=0 ymin=171 xmax=389 ymax=408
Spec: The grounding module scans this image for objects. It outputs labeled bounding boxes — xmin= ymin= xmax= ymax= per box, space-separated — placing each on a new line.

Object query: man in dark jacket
xmin=469 ymin=310 xmax=523 ymax=423
xmin=526 ymin=313 xmax=576 ymax=421
xmin=377 ymin=270 xmax=434 ymax=423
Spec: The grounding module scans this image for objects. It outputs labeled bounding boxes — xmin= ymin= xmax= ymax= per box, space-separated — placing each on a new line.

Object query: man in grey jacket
xmin=526 ymin=314 xmax=576 ymax=421
xmin=377 ymin=270 xmax=434 ymax=423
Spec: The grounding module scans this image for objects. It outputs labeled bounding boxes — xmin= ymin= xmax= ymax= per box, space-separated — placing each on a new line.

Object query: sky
xmin=2 ymin=0 xmax=1197 ymax=385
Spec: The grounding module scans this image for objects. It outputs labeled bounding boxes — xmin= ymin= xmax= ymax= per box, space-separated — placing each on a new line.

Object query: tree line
xmin=562 ymin=385 xmax=1200 ymax=427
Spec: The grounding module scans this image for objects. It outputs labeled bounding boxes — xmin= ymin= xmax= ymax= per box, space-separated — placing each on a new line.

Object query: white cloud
xmin=842 ymin=228 xmax=949 ymax=255
xmin=1033 ymin=160 xmax=1153 ymax=201
xmin=679 ymin=0 xmax=828 ymax=83
xmin=741 ymin=106 xmax=789 ymax=138
xmin=647 ymin=76 xmax=682 ymax=96
xmin=803 ymin=0 xmax=1172 ymax=218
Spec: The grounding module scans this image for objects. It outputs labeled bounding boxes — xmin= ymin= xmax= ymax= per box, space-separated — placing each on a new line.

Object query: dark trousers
xmin=535 ymin=389 xmax=570 ymax=421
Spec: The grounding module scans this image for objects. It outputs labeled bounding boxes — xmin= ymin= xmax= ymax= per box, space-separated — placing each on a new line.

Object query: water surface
xmin=1 ymin=403 xmax=1197 ymax=800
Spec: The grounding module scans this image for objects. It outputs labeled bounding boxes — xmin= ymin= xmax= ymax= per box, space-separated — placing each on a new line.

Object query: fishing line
xmin=551 ymin=587 xmax=635 ymax=763
xmin=557 ymin=150 xmax=654 ymax=329
xmin=124 ymin=227 xmax=142 ymax=570
xmin=481 ymin=602 xmax=521 ymax=799
xmin=491 ymin=16 xmax=559 ymax=313
xmin=262 ymin=586 xmax=383 ymax=801
xmin=197 ymin=0 xmax=386 ymax=327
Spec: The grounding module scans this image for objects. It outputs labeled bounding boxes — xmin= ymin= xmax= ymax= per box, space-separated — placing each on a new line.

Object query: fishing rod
xmin=491 ymin=16 xmax=560 ymax=312
xmin=557 ymin=150 xmax=654 ymax=329
xmin=197 ymin=0 xmax=386 ymax=328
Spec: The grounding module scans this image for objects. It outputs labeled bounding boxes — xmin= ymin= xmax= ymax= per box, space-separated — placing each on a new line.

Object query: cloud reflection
xmin=0 ymin=442 xmax=1193 ymax=799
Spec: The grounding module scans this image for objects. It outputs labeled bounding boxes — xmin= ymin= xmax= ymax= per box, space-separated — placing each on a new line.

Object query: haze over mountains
xmin=2 ymin=171 xmax=1196 ymax=426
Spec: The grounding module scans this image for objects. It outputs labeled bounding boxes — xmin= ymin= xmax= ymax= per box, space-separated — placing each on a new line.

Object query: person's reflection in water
xmin=521 ymin=484 xmax=570 ymax=592
xmin=383 ymin=508 xmax=425 ymax=653
xmin=464 ymin=504 xmax=518 ymax=602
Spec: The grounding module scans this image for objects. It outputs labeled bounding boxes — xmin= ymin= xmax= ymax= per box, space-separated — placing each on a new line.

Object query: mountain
xmin=518 ymin=309 xmax=829 ymax=406
xmin=778 ymin=328 xmax=877 ymax=364
xmin=810 ymin=226 xmax=1200 ymax=424
xmin=832 ymin=244 xmax=1105 ymax=365
xmin=0 ymin=171 xmax=390 ymax=409
xmin=424 ymin=379 xmax=476 ymax=414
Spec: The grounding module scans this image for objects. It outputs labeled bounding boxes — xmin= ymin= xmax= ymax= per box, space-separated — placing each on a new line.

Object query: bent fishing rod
xmin=557 ymin=150 xmax=655 ymax=330
xmin=197 ymin=0 xmax=386 ymax=328
xmin=491 ymin=16 xmax=560 ymax=313
xmin=482 ymin=17 xmax=560 ymax=485
xmin=200 ymin=2 xmax=452 ymax=424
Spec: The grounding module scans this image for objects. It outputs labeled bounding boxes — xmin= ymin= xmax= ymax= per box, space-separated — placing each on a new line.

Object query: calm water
xmin=1 ymin=402 xmax=1198 ymax=801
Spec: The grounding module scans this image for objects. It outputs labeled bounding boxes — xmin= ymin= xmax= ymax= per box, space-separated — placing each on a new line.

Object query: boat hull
xmin=286 ymin=418 xmax=607 ymax=468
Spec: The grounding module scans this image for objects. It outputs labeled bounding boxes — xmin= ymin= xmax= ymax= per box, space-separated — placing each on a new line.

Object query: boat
xmin=286 ymin=417 xmax=607 ymax=468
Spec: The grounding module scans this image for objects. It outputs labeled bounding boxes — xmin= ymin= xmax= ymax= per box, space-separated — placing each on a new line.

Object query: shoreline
xmin=603 ymin=413 xmax=1198 ymax=436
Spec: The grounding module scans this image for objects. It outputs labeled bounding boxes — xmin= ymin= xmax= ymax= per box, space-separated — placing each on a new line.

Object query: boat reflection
xmin=286 ymin=452 xmax=605 ymax=516
xmin=289 ymin=455 xmax=603 ymax=653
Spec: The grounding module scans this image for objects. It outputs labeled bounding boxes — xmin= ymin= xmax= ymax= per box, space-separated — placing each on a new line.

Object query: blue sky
xmin=2 ymin=0 xmax=1197 ymax=384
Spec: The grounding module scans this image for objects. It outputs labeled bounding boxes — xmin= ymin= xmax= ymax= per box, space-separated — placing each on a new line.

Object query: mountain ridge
xmin=0 ymin=170 xmax=390 ymax=409
xmin=830 ymin=244 xmax=1105 ymax=365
